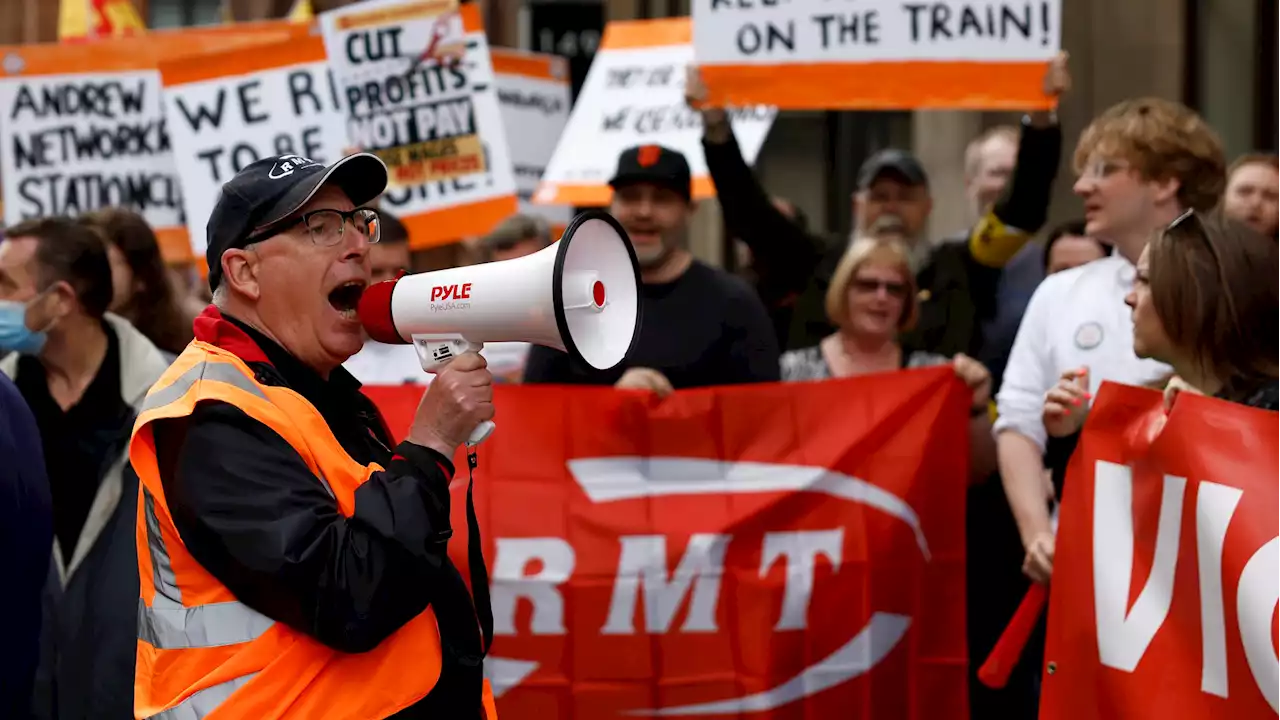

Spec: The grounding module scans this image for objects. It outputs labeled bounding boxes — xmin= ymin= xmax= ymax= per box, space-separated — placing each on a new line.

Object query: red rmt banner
xmin=1041 ymin=383 xmax=1279 ymax=720
xmin=364 ymin=367 xmax=971 ymax=719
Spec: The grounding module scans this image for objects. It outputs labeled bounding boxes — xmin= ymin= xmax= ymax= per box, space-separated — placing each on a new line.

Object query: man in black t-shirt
xmin=523 ymin=145 xmax=780 ymax=392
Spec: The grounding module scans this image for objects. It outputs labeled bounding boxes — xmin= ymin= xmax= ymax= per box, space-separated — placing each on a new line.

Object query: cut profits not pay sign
xmin=321 ymin=0 xmax=517 ymax=247
xmin=534 ymin=17 xmax=775 ymax=207
xmin=692 ymin=0 xmax=1062 ymax=109
xmin=160 ymin=34 xmax=348 ymax=258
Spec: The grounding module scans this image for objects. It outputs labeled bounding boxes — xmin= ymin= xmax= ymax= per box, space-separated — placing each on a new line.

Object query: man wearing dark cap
xmin=128 ymin=153 xmax=500 ymax=719
xmin=523 ymin=144 xmax=780 ymax=392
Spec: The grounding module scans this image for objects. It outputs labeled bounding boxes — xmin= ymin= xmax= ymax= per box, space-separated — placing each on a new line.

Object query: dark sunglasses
xmin=852 ymin=278 xmax=909 ymax=298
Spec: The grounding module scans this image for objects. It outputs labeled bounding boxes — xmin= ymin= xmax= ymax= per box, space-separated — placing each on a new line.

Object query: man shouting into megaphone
xmin=128 ymin=153 xmax=498 ymax=719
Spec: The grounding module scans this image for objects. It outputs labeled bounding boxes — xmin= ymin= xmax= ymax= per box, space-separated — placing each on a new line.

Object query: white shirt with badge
xmin=343 ymin=340 xmax=533 ymax=386
xmin=994 ymin=254 xmax=1172 ymax=452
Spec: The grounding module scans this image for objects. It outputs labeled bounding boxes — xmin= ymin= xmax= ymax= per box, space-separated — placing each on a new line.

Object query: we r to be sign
xmin=172 ymin=69 xmax=341 ymax=182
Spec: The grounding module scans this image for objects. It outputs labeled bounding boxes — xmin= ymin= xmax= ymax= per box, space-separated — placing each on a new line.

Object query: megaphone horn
xmin=357 ymin=209 xmax=643 ymax=445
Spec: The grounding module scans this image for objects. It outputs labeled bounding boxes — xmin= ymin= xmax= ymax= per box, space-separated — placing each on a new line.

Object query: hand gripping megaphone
xmin=357 ymin=210 xmax=643 ymax=446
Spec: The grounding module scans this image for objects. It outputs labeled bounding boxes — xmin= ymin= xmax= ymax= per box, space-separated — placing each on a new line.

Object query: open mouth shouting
xmin=327 ymin=280 xmax=366 ymax=321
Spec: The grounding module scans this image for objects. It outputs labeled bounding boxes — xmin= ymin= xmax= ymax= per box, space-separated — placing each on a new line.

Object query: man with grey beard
xmin=522 ymin=144 xmax=780 ymax=392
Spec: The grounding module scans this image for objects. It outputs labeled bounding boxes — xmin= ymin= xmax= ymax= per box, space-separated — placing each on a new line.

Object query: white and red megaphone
xmin=357 ymin=209 xmax=642 ymax=445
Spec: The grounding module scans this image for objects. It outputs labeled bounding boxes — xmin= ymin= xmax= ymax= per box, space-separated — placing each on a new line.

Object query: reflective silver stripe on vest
xmin=141 ymin=360 xmax=268 ymax=414
xmin=140 ymin=487 xmax=274 ymax=649
xmin=145 ymin=672 xmax=258 ymax=720
xmin=142 ymin=359 xmax=337 ymax=499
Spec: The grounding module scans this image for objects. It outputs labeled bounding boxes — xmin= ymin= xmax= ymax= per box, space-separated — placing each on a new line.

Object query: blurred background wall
xmin=0 ymin=0 xmax=1273 ymax=265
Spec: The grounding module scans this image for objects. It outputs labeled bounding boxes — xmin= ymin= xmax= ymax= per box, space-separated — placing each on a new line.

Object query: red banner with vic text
xmin=364 ymin=367 xmax=971 ymax=718
xmin=1041 ymin=383 xmax=1279 ymax=719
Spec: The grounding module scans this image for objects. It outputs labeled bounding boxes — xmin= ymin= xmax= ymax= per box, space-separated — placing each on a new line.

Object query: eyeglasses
xmin=1078 ymin=159 xmax=1128 ymax=181
xmin=852 ymin=278 xmax=908 ymax=298
xmin=274 ymin=208 xmax=382 ymax=247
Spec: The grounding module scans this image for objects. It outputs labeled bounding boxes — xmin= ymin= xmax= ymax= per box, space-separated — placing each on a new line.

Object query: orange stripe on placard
xmin=600 ymin=17 xmax=689 ymax=50
xmin=459 ymin=2 xmax=483 ymax=34
xmin=335 ymin=0 xmax=456 ymax=31
xmin=701 ymin=60 xmax=1055 ymax=111
xmin=156 ymin=227 xmax=195 ymax=264
xmin=402 ymin=194 xmax=519 ymax=249
xmin=160 ymin=34 xmax=328 ymax=87
xmin=0 ymin=23 xmax=306 ymax=76
xmin=537 ymin=176 xmax=715 ymax=207
xmin=490 ymin=48 xmax=568 ymax=83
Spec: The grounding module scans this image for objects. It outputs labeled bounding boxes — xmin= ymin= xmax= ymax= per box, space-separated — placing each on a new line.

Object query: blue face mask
xmin=0 ymin=298 xmax=48 ymax=355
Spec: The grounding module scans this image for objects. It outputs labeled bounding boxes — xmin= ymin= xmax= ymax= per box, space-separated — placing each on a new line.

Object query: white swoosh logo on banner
xmin=486 ymin=457 xmax=930 ymax=711
xmin=566 ymin=457 xmax=930 ymax=559
xmin=484 ymin=657 xmax=539 ymax=698
xmin=626 ymin=612 xmax=911 ymax=716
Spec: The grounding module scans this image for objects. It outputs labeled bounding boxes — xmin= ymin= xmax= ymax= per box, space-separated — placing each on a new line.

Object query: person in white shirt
xmin=995 ymin=98 xmax=1226 ymax=584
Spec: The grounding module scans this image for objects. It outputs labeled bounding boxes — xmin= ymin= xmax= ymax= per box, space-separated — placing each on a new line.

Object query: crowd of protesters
xmin=0 ymin=46 xmax=1276 ymax=720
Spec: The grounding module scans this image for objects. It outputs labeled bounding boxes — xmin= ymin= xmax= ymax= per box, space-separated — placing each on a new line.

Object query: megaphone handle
xmin=468 ymin=420 xmax=495 ymax=446
xmin=411 ymin=334 xmax=495 ymax=448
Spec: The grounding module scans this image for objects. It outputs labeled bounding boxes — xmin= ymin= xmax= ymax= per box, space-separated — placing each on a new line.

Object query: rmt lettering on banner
xmin=492 ymin=528 xmax=846 ymax=637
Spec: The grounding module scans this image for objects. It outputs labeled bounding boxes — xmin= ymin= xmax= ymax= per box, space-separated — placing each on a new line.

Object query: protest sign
xmin=321 ymin=0 xmax=518 ymax=248
xmin=0 ymin=25 xmax=305 ymax=263
xmin=363 ymin=367 xmax=970 ymax=718
xmin=160 ymin=34 xmax=348 ymax=258
xmin=691 ymin=0 xmax=1062 ymax=110
xmin=491 ymin=48 xmax=572 ymax=236
xmin=1042 ymin=384 xmax=1278 ymax=719
xmin=534 ymin=17 xmax=775 ymax=207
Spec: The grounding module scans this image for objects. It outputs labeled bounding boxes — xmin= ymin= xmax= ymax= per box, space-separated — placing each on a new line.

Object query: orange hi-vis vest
xmin=129 ymin=341 xmax=497 ymax=719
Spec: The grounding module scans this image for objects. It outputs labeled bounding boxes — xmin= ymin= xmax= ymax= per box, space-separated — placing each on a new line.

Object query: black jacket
xmin=703 ymin=118 xmax=1063 ymax=355
xmin=0 ymin=373 xmax=52 ymax=719
xmin=149 ymin=315 xmax=488 ymax=718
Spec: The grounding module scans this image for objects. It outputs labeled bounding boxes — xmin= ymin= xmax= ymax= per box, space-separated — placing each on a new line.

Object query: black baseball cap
xmin=608 ymin=145 xmax=692 ymax=202
xmin=205 ymin=152 xmax=389 ymax=291
xmin=856 ymin=149 xmax=929 ymax=190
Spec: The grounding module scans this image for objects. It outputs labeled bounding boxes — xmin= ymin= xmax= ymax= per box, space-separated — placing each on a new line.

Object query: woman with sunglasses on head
xmin=781 ymin=234 xmax=996 ymax=480
xmin=1133 ymin=210 xmax=1278 ymax=410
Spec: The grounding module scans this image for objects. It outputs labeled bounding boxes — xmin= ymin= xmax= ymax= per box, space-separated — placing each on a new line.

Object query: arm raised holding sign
xmin=688 ymin=66 xmax=828 ymax=351
xmin=690 ymin=55 xmax=1072 ymax=356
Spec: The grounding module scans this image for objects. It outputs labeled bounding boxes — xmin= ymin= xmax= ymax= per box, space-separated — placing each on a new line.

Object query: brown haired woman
xmin=86 ymin=208 xmax=194 ymax=358
xmin=1131 ymin=210 xmax=1278 ymax=410
xmin=780 ymin=235 xmax=996 ymax=481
